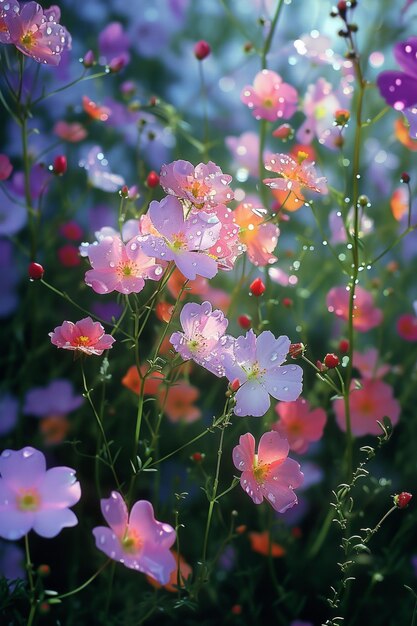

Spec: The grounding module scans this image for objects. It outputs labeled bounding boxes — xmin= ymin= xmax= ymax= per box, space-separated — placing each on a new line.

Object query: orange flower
xmin=395 ymin=117 xmax=417 ymax=151
xmin=161 ymin=382 xmax=201 ymax=423
xmin=121 ymin=365 xmax=164 ymax=396
xmin=82 ymin=96 xmax=111 ymax=122
xmin=248 ymin=531 xmax=285 ymax=557
xmin=147 ymin=551 xmax=192 ymax=592
xmin=39 ymin=415 xmax=70 ymax=445
xmin=390 ymin=187 xmax=408 ymax=221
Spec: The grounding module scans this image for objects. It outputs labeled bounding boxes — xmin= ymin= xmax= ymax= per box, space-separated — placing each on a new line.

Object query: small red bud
xmin=401 ymin=172 xmax=410 ymax=184
xmin=282 ymin=297 xmax=293 ymax=308
xmin=149 ymin=96 xmax=158 ymax=107
xmin=324 ymin=353 xmax=340 ymax=369
xmin=82 ymin=49 xmax=95 ymax=68
xmin=28 ymin=262 xmax=44 ymax=280
xmin=39 ymin=602 xmax=50 ymax=614
xmin=53 ymin=155 xmax=67 ymax=175
xmin=243 ymin=42 xmax=253 ymax=53
xmin=238 ymin=314 xmax=252 ymax=329
xmin=120 ymin=185 xmax=129 ymax=198
xmin=231 ymin=605 xmax=242 ymax=615
xmin=316 ymin=360 xmax=327 ymax=372
xmin=334 ymin=108 xmax=350 ymax=126
xmin=230 ymin=378 xmax=241 ymax=393
xmin=236 ymin=524 xmax=247 ymax=534
xmin=288 ymin=343 xmax=305 ymax=359
xmin=191 ymin=452 xmax=204 ymax=463
xmin=337 ymin=0 xmax=347 ymax=17
xmin=394 ymin=492 xmax=412 ymax=509
xmin=146 ymin=171 xmax=160 ymax=188
xmin=108 ymin=55 xmax=126 ymax=73
xmin=272 ymin=123 xmax=294 ymax=140
xmin=194 ymin=40 xmax=211 ymax=60
xmin=249 ymin=277 xmax=266 ymax=297
xmin=339 ymin=339 xmax=349 ymax=353
xmin=37 ymin=564 xmax=51 ymax=577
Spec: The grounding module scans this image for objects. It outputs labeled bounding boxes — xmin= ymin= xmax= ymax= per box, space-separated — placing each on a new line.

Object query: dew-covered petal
xmin=174 ymin=250 xmax=218 ymax=280
xmin=100 ymin=491 xmax=128 ymax=535
xmin=264 ymin=365 xmax=303 ymax=401
xmin=240 ymin=469 xmax=263 ymax=505
xmin=0 ymin=448 xmax=46 ymax=490
xmin=268 ymin=457 xmax=304 ymax=490
xmin=135 ymin=544 xmax=176 ymax=584
xmin=93 ymin=526 xmax=124 ymax=561
xmin=129 ymin=500 xmax=176 ymax=549
xmin=148 ymin=197 xmax=184 ymax=239
xmin=39 ymin=467 xmax=81 ymax=507
xmin=234 ymin=381 xmax=270 ymax=417
xmin=257 ymin=332 xmax=290 ymax=368
xmin=232 ymin=432 xmax=255 ymax=472
xmin=262 ymin=481 xmax=298 ymax=513
xmin=258 ymin=431 xmax=289 ymax=465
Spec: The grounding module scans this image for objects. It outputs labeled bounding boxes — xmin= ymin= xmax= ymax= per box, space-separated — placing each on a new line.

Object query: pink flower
xmin=352 ymin=348 xmax=391 ymax=379
xmin=5 ymin=1 xmax=71 ymax=66
xmin=326 ymin=286 xmax=383 ymax=332
xmin=160 ymin=160 xmax=234 ymax=209
xmin=53 ymin=121 xmax=87 ymax=143
xmin=223 ymin=330 xmax=303 ymax=417
xmin=233 ymin=431 xmax=303 ymax=513
xmin=132 ymin=196 xmax=222 ymax=280
xmin=0 ymin=154 xmax=13 ymax=181
xmin=397 ymin=306 xmax=417 ymax=341
xmin=49 ymin=317 xmax=115 ymax=356
xmin=263 ymin=152 xmax=328 ymax=196
xmin=162 ymin=382 xmax=201 ymax=423
xmin=273 ymin=398 xmax=327 ymax=454
xmin=0 ymin=447 xmax=81 ymax=540
xmin=206 ymin=204 xmax=244 ymax=271
xmin=170 ymin=301 xmax=232 ymax=377
xmin=241 ymin=70 xmax=298 ymax=122
xmin=92 ymin=492 xmax=176 ymax=584
xmin=234 ymin=200 xmax=279 ymax=267
xmin=84 ymin=235 xmax=163 ymax=295
xmin=333 ymin=379 xmax=400 ymax=436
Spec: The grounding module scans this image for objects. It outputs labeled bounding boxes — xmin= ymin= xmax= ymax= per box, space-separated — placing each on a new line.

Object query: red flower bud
xmin=191 ymin=452 xmax=204 ymax=463
xmin=394 ymin=492 xmax=412 ymax=509
xmin=337 ymin=0 xmax=347 ymax=17
xmin=149 ymin=96 xmax=158 ymax=107
xmin=37 ymin=564 xmax=51 ymax=577
xmin=249 ymin=277 xmax=266 ymax=297
xmin=339 ymin=339 xmax=349 ymax=353
xmin=230 ymin=378 xmax=241 ymax=392
xmin=272 ymin=123 xmax=294 ymax=140
xmin=324 ymin=353 xmax=340 ymax=369
xmin=120 ymin=185 xmax=129 ymax=198
xmin=282 ymin=297 xmax=293 ymax=308
xmin=401 ymin=172 xmax=410 ymax=184
xmin=146 ymin=171 xmax=160 ymax=188
xmin=194 ymin=40 xmax=211 ymax=60
xmin=82 ymin=50 xmax=95 ymax=68
xmin=28 ymin=262 xmax=44 ymax=280
xmin=231 ymin=605 xmax=242 ymax=615
xmin=53 ymin=155 xmax=67 ymax=175
xmin=288 ymin=343 xmax=305 ymax=359
xmin=238 ymin=314 xmax=252 ymax=329
xmin=334 ymin=108 xmax=350 ymax=126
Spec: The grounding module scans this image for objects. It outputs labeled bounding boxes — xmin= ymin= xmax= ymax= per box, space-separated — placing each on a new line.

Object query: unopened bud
xmin=230 ymin=378 xmax=241 ymax=393
xmin=273 ymin=124 xmax=294 ymax=141
xmin=282 ymin=297 xmax=293 ymax=308
xmin=394 ymin=492 xmax=412 ymax=509
xmin=82 ymin=49 xmax=95 ymax=68
xmin=288 ymin=343 xmax=305 ymax=359
xmin=339 ymin=339 xmax=349 ymax=353
xmin=194 ymin=40 xmax=211 ymax=60
xmin=401 ymin=172 xmax=410 ymax=184
xmin=249 ymin=277 xmax=266 ymax=296
xmin=324 ymin=353 xmax=340 ymax=369
xmin=191 ymin=452 xmax=204 ymax=463
xmin=238 ymin=314 xmax=252 ymax=329
xmin=146 ymin=171 xmax=160 ymax=188
xmin=334 ymin=109 xmax=350 ymax=126
xmin=37 ymin=564 xmax=51 ymax=577
xmin=28 ymin=262 xmax=44 ymax=280
xmin=119 ymin=185 xmax=129 ymax=199
xmin=53 ymin=155 xmax=67 ymax=175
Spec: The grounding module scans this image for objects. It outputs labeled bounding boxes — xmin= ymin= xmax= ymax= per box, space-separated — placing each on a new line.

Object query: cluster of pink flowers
xmin=0 ymin=1 xmax=71 ymax=65
xmin=170 ymin=301 xmax=303 ymax=417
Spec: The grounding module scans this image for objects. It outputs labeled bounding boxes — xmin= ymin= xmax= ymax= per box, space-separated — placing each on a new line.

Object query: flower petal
xmin=32 ymin=508 xmax=78 ymax=538
xmin=232 ymin=433 xmax=255 ymax=472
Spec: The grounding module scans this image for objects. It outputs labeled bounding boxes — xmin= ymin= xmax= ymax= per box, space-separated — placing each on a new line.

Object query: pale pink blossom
xmin=49 ymin=317 xmax=115 ymax=356
xmin=273 ymin=398 xmax=327 ymax=454
xmin=326 ymin=286 xmax=383 ymax=332
xmin=93 ymin=492 xmax=176 ymax=584
xmin=333 ymin=379 xmax=400 ymax=436
xmin=233 ymin=431 xmax=303 ymax=513
xmin=84 ymin=235 xmax=163 ymax=295
xmin=53 ymin=121 xmax=87 ymax=143
xmin=352 ymin=348 xmax=391 ymax=379
xmin=0 ymin=447 xmax=80 ymax=540
xmin=241 ymin=70 xmax=298 ymax=122
xmin=264 ymin=152 xmax=328 ymax=196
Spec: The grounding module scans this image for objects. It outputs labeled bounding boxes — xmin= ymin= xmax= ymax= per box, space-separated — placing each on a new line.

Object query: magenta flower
xmin=132 ymin=196 xmax=222 ymax=280
xmin=397 ymin=303 xmax=417 ymax=341
xmin=0 ymin=447 xmax=81 ymax=540
xmin=233 ymin=431 xmax=303 ymax=513
xmin=264 ymin=152 xmax=328 ymax=196
xmin=4 ymin=2 xmax=71 ymax=66
xmin=273 ymin=398 xmax=327 ymax=454
xmin=170 ymin=301 xmax=232 ymax=377
xmin=84 ymin=235 xmax=163 ymax=295
xmin=223 ymin=330 xmax=303 ymax=417
xmin=333 ymin=379 xmax=400 ymax=436
xmin=160 ymin=160 xmax=234 ymax=208
xmin=0 ymin=0 xmax=19 ymax=44
xmin=49 ymin=317 xmax=115 ymax=356
xmin=241 ymin=70 xmax=298 ymax=122
xmin=93 ymin=491 xmax=175 ymax=584
xmin=326 ymin=286 xmax=383 ymax=332
xmin=352 ymin=348 xmax=391 ymax=379
xmin=0 ymin=155 xmax=13 ymax=181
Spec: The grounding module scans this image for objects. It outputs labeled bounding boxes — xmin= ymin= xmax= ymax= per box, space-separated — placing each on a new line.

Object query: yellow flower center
xmin=21 ymin=32 xmax=34 ymax=48
xmin=297 ymin=151 xmax=309 ymax=165
xmin=121 ymin=530 xmax=143 ymax=554
xmin=253 ymin=455 xmax=270 ymax=485
xmin=17 ymin=489 xmax=40 ymax=512
xmin=77 ymin=335 xmax=90 ymax=345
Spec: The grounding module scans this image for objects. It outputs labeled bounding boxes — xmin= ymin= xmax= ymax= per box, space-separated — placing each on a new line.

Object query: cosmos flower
xmin=92 ymin=491 xmax=176 ymax=584
xmin=84 ymin=234 xmax=163 ymax=295
xmin=49 ymin=317 xmax=115 ymax=356
xmin=263 ymin=152 xmax=328 ymax=197
xmin=223 ymin=330 xmax=303 ymax=417
xmin=233 ymin=431 xmax=303 ymax=512
xmin=0 ymin=447 xmax=81 ymax=540
xmin=241 ymin=70 xmax=298 ymax=122
xmin=333 ymin=379 xmax=400 ymax=436
xmin=273 ymin=398 xmax=327 ymax=454
xmin=160 ymin=160 xmax=234 ymax=208
xmin=23 ymin=380 xmax=83 ymax=418
xmin=234 ymin=200 xmax=279 ymax=267
xmin=326 ymin=286 xmax=383 ymax=332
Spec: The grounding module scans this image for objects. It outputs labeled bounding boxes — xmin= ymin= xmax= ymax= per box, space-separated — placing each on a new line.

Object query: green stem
xmin=56 ymin=559 xmax=110 ymax=600
xmin=25 ymin=534 xmax=37 ymax=626
xmin=202 ymin=425 xmax=226 ymax=563
xmin=261 ymin=0 xmax=285 ymax=69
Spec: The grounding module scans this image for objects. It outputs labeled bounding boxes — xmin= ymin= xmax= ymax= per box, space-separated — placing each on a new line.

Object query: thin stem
xmin=261 ymin=0 xmax=285 ymax=69
xmin=56 ymin=559 xmax=111 ymax=600
xmin=198 ymin=62 xmax=209 ymax=161
xmin=202 ymin=425 xmax=226 ymax=563
xmin=25 ymin=534 xmax=37 ymax=626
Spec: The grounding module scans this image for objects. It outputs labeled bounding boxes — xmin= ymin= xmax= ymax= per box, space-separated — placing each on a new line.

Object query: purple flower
xmin=23 ymin=380 xmax=83 ymax=419
xmin=223 ymin=330 xmax=303 ymax=417
xmin=11 ymin=164 xmax=51 ymax=200
xmin=131 ymin=196 xmax=222 ymax=280
xmin=92 ymin=491 xmax=176 ymax=584
xmin=98 ymin=22 xmax=130 ymax=67
xmin=0 ymin=447 xmax=81 ymax=540
xmin=0 ymin=190 xmax=27 ymax=236
xmin=170 ymin=301 xmax=233 ymax=377
xmin=377 ymin=38 xmax=417 ymax=112
xmin=0 ymin=393 xmax=19 ymax=436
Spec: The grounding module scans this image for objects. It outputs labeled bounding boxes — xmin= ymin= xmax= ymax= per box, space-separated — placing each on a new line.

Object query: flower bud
xmin=272 ymin=123 xmax=294 ymax=140
xmin=324 ymin=353 xmax=340 ymax=369
xmin=238 ymin=314 xmax=252 ymax=329
xmin=288 ymin=342 xmax=305 ymax=359
xmin=37 ymin=564 xmax=51 ymax=577
xmin=28 ymin=262 xmax=44 ymax=280
xmin=339 ymin=339 xmax=349 ymax=353
xmin=53 ymin=155 xmax=67 ymax=176
xmin=282 ymin=297 xmax=293 ymax=308
xmin=191 ymin=452 xmax=204 ymax=463
xmin=243 ymin=42 xmax=253 ymax=53
xmin=146 ymin=171 xmax=160 ymax=188
xmin=194 ymin=40 xmax=211 ymax=60
xmin=401 ymin=172 xmax=410 ymax=184
xmin=334 ymin=109 xmax=350 ymax=126
xmin=394 ymin=492 xmax=412 ymax=508
xmin=108 ymin=55 xmax=126 ymax=73
xmin=249 ymin=277 xmax=266 ymax=296
xmin=119 ymin=185 xmax=129 ymax=199
xmin=82 ymin=49 xmax=95 ymax=68
xmin=230 ymin=378 xmax=241 ymax=393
